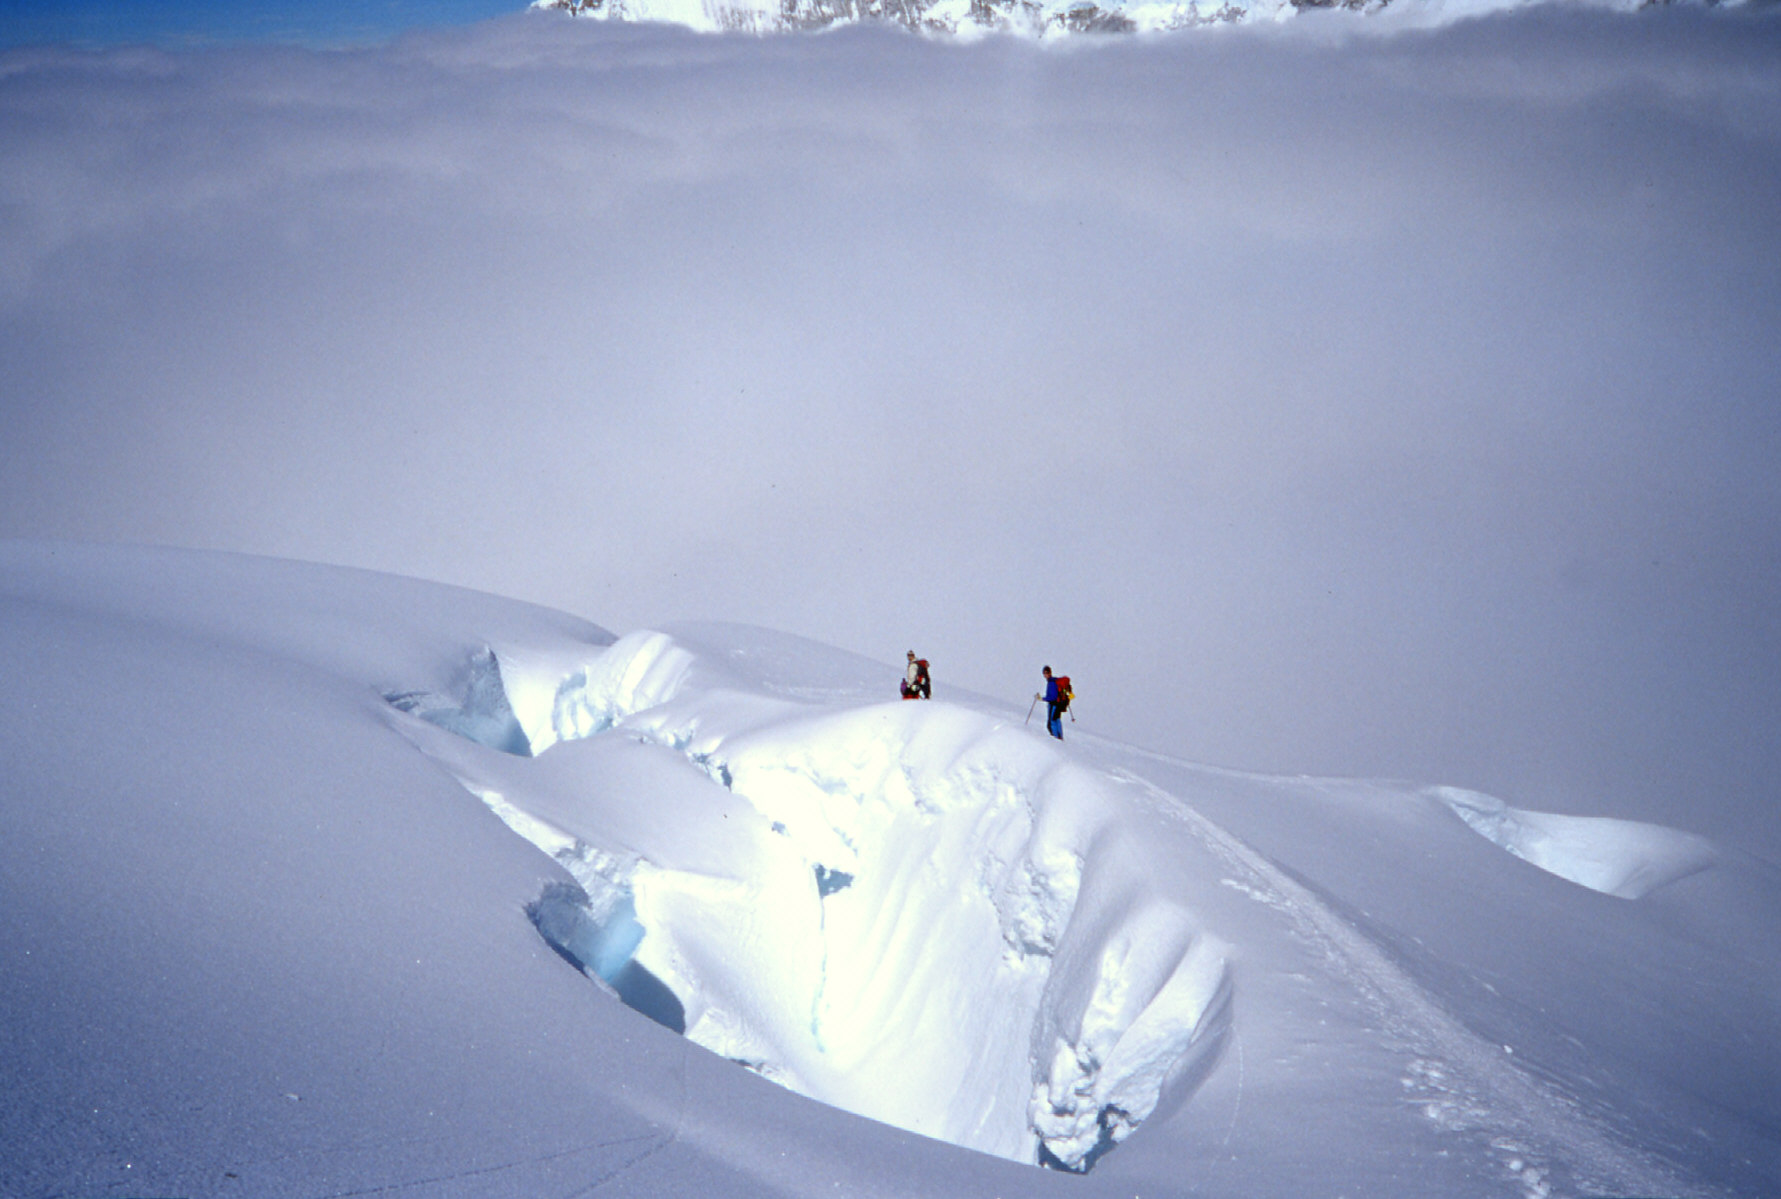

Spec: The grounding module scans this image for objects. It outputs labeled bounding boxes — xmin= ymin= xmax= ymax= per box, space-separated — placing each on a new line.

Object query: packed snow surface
xmin=3 ymin=542 xmax=1778 ymax=1199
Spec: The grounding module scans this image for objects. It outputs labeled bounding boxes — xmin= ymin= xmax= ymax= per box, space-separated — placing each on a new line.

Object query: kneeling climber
xmin=902 ymin=651 xmax=932 ymax=700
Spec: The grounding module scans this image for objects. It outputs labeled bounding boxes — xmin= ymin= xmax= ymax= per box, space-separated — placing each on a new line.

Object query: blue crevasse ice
xmin=528 ymin=882 xmax=684 ymax=1032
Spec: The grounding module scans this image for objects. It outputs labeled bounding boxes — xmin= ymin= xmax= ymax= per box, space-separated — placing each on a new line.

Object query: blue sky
xmin=0 ymin=0 xmax=527 ymax=48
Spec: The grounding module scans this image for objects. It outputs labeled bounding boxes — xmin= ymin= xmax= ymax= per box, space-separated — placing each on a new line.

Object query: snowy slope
xmin=3 ymin=541 xmax=1776 ymax=1199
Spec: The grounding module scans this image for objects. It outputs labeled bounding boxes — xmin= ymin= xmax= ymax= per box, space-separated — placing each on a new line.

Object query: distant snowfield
xmin=3 ymin=541 xmax=1777 ymax=1198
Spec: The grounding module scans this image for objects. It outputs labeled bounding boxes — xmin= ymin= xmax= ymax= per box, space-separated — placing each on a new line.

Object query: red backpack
xmin=1054 ymin=675 xmax=1072 ymax=712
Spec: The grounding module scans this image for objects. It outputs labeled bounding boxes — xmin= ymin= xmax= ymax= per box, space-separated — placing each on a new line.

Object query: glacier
xmin=3 ymin=541 xmax=1778 ymax=1198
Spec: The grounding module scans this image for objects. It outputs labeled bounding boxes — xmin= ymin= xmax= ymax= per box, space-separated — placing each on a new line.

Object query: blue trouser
xmin=1047 ymin=704 xmax=1063 ymax=739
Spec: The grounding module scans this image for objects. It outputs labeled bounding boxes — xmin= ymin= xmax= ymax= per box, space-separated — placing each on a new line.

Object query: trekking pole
xmin=1025 ymin=695 xmax=1038 ymax=725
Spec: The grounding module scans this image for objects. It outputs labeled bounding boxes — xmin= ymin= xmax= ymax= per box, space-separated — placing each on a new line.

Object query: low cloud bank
xmin=2 ymin=7 xmax=1778 ymax=855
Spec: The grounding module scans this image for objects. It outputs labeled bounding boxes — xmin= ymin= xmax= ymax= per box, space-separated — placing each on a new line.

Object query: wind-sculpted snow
xmin=382 ymin=630 xmax=698 ymax=758
xmin=1429 ymin=785 xmax=1719 ymax=900
xmin=533 ymin=630 xmax=699 ymax=751
xmin=403 ymin=628 xmax=1233 ymax=1169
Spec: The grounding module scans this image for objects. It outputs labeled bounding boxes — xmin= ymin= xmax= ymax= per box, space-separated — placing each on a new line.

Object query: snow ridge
xmin=395 ymin=629 xmax=1231 ymax=1170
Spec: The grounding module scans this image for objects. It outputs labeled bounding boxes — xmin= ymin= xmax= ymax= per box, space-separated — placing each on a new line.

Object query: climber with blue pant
xmin=1035 ymin=665 xmax=1072 ymax=739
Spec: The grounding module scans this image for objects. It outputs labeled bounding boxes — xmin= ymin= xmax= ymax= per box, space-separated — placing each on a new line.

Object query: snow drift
xmin=1430 ymin=785 xmax=1719 ymax=900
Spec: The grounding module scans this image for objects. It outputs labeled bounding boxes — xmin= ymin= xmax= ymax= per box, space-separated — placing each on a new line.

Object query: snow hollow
xmin=3 ymin=542 xmax=1777 ymax=1199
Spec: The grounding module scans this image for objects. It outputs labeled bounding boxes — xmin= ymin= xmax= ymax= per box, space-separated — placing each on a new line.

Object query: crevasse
xmin=394 ymin=629 xmax=1231 ymax=1170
